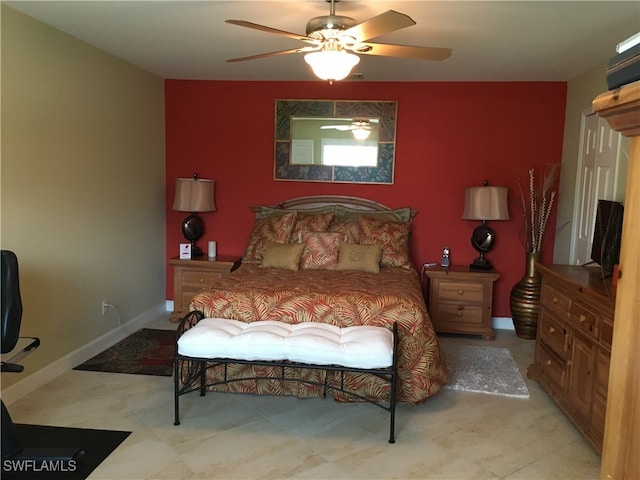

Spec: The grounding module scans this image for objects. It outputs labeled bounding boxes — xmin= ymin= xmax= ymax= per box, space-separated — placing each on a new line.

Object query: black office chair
xmin=1 ymin=250 xmax=83 ymax=466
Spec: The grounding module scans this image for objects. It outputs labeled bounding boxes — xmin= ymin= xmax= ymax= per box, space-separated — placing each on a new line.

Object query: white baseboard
xmin=493 ymin=317 xmax=514 ymax=330
xmin=2 ymin=303 xmax=169 ymax=407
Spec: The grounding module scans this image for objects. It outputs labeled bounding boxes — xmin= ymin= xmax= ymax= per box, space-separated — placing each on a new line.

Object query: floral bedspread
xmin=188 ymin=264 xmax=447 ymax=405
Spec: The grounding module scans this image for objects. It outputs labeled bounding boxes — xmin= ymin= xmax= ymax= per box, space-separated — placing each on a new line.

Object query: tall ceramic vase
xmin=510 ymin=251 xmax=542 ymax=339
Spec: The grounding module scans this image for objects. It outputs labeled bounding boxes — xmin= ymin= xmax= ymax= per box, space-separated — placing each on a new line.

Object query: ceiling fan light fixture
xmin=352 ymin=127 xmax=371 ymax=140
xmin=304 ymin=49 xmax=360 ymax=81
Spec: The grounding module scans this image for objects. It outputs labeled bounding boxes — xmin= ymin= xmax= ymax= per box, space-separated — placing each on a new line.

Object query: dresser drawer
xmin=434 ymin=303 xmax=483 ymax=325
xmin=599 ymin=314 xmax=614 ymax=350
xmin=438 ymin=281 xmax=483 ymax=304
xmin=181 ymin=269 xmax=224 ymax=287
xmin=541 ymin=283 xmax=571 ymax=319
xmin=591 ymin=393 xmax=607 ymax=447
xmin=571 ymin=302 xmax=598 ymax=339
xmin=536 ymin=343 xmax=566 ymax=391
xmin=539 ymin=310 xmax=569 ymax=359
xmin=595 ymin=348 xmax=610 ymax=398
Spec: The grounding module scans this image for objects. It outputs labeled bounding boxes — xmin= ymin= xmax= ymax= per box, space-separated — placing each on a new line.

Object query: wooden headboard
xmin=253 ymin=195 xmax=418 ymax=219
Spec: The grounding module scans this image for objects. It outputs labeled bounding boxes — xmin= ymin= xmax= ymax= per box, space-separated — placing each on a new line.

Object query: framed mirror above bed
xmin=274 ymin=99 xmax=398 ymax=184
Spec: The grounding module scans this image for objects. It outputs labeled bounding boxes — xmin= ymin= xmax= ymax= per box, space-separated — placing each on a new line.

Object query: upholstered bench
xmin=173 ymin=314 xmax=398 ymax=443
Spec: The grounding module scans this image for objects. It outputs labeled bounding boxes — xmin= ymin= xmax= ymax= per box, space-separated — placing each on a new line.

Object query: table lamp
xmin=462 ymin=181 xmax=509 ymax=271
xmin=172 ymin=173 xmax=216 ymax=258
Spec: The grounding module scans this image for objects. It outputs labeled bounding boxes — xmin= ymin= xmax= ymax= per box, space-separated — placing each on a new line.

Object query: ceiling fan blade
xmin=227 ymin=46 xmax=317 ymax=63
xmin=354 ymin=42 xmax=452 ymax=61
xmin=341 ymin=10 xmax=416 ymax=42
xmin=320 ymin=125 xmax=354 ymax=131
xmin=226 ymin=20 xmax=314 ymax=43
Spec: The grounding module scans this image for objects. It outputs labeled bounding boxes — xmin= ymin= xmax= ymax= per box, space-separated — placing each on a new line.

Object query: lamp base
xmin=190 ymin=244 xmax=204 ymax=258
xmin=181 ymin=213 xmax=205 ymax=259
xmin=470 ymin=257 xmax=493 ymax=271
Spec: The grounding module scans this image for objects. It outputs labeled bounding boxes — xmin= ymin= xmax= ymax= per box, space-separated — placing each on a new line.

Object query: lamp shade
xmin=462 ymin=186 xmax=509 ymax=221
xmin=173 ymin=177 xmax=216 ymax=213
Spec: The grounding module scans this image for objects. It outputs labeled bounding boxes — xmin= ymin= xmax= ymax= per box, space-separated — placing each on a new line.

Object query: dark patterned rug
xmin=74 ymin=328 xmax=175 ymax=376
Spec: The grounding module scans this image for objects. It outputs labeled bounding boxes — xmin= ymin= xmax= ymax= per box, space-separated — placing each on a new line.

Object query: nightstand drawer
xmin=181 ymin=269 xmax=224 ymax=287
xmin=438 ymin=282 xmax=483 ymax=304
xmin=434 ymin=303 xmax=483 ymax=325
xmin=181 ymin=288 xmax=212 ymax=309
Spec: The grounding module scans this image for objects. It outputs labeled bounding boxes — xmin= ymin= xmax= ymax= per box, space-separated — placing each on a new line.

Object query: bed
xmin=185 ymin=195 xmax=447 ymax=405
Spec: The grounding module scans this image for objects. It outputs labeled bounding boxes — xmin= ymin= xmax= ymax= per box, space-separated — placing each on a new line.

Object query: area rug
xmin=74 ymin=328 xmax=175 ymax=376
xmin=2 ymin=424 xmax=130 ymax=479
xmin=442 ymin=344 xmax=530 ymax=398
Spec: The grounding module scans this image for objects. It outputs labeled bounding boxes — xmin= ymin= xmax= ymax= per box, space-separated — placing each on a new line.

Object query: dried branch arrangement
xmin=519 ymin=164 xmax=560 ymax=253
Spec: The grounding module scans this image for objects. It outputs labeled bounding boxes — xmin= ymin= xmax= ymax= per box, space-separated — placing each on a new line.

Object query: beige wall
xmin=553 ymin=62 xmax=625 ymax=264
xmin=1 ymin=6 xmax=166 ymax=387
xmin=553 ymin=62 xmax=629 ymax=264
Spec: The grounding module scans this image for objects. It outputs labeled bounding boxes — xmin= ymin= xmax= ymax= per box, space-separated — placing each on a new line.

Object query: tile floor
xmin=5 ymin=313 xmax=601 ymax=479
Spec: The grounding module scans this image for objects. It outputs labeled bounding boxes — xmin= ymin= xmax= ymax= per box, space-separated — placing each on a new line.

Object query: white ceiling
xmin=5 ymin=1 xmax=640 ymax=82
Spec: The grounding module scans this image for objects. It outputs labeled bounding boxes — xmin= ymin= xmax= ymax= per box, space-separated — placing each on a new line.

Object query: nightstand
xmin=424 ymin=266 xmax=500 ymax=339
xmin=168 ymin=255 xmax=241 ymax=321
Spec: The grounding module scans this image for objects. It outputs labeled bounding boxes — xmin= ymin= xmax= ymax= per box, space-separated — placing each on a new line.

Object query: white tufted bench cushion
xmin=177 ymin=318 xmax=394 ymax=369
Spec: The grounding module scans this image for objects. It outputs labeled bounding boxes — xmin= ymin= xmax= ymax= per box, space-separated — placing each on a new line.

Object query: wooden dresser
xmin=592 ymin=79 xmax=639 ymax=478
xmin=168 ymin=255 xmax=241 ymax=321
xmin=528 ymin=263 xmax=616 ymax=453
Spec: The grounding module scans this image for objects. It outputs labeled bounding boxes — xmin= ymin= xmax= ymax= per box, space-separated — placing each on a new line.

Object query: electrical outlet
xmin=101 ymin=300 xmax=108 ymax=316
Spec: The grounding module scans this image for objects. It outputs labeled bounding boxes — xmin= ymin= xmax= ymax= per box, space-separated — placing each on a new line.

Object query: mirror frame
xmin=274 ymin=99 xmax=398 ymax=184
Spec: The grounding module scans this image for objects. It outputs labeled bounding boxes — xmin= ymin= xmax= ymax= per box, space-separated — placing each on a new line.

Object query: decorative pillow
xmin=291 ymin=211 xmax=334 ymax=239
xmin=242 ymin=211 xmax=297 ymax=263
xmin=327 ymin=221 xmax=362 ymax=244
xmin=299 ymin=231 xmax=342 ymax=269
xmin=261 ymin=242 xmax=305 ymax=270
xmin=334 ymin=205 xmax=412 ymax=224
xmin=255 ymin=206 xmax=288 ymax=219
xmin=359 ymin=215 xmax=411 ymax=268
xmin=256 ymin=205 xmax=334 ymax=219
xmin=335 ymin=243 xmax=382 ymax=273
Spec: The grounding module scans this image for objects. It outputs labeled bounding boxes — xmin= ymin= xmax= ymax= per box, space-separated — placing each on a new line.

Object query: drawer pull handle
xmin=457 ymin=311 xmax=463 ymax=317
xmin=552 ymin=297 xmax=559 ymax=304
xmin=549 ymin=326 xmax=555 ymax=334
xmin=199 ymin=278 xmax=205 ymax=283
xmin=545 ymin=360 xmax=552 ymax=366
xmin=579 ymin=314 xmax=586 ymax=323
xmin=457 ymin=289 xmax=464 ymax=295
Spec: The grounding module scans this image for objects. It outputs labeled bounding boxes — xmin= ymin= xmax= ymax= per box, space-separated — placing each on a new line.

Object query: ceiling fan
xmin=225 ymin=0 xmax=452 ymax=82
xmin=320 ymin=119 xmax=376 ymax=131
xmin=321 ymin=119 xmax=376 ymax=139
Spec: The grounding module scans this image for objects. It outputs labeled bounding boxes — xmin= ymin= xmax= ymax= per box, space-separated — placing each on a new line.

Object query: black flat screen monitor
xmin=590 ymin=199 xmax=624 ymax=274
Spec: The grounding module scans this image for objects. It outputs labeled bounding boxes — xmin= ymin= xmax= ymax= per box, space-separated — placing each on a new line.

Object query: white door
xmin=570 ymin=114 xmax=625 ymax=265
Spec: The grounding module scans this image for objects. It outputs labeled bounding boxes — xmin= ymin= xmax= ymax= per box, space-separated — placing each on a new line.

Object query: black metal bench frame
xmin=173 ymin=311 xmax=399 ymax=443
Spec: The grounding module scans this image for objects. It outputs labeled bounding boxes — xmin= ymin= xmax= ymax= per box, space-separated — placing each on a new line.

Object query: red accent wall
xmin=165 ymin=80 xmax=567 ymax=318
